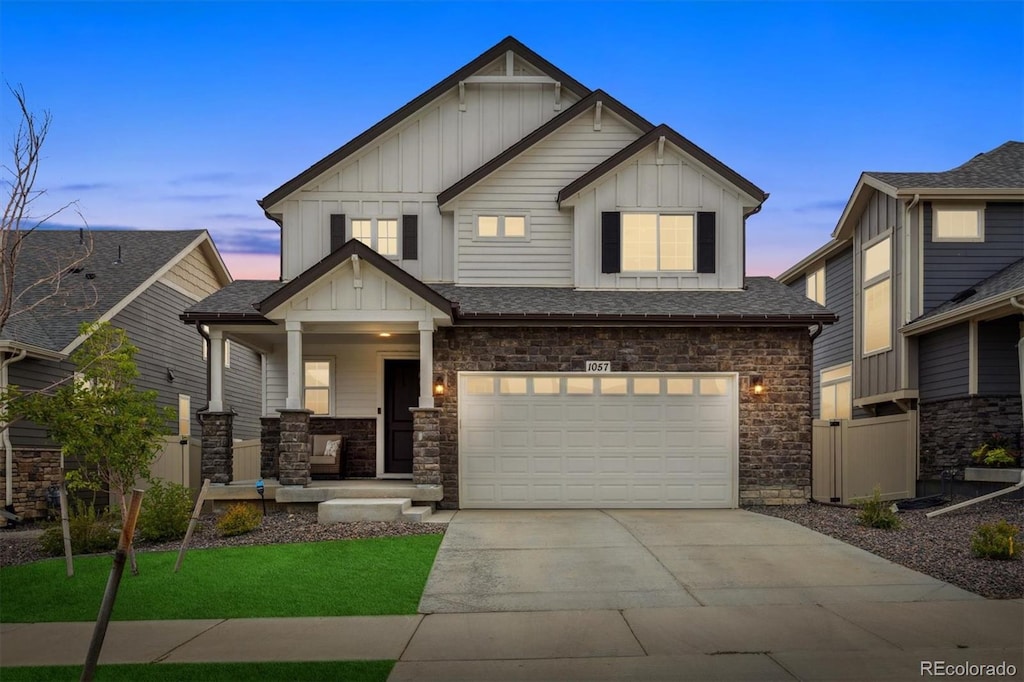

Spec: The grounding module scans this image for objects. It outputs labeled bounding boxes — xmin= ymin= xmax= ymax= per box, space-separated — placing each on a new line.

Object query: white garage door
xmin=459 ymin=372 xmax=738 ymax=508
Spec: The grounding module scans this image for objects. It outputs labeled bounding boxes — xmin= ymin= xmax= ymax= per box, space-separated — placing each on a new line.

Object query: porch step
xmin=318 ymin=497 xmax=433 ymax=523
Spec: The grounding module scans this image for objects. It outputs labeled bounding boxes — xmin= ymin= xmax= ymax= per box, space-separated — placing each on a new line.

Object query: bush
xmin=857 ymin=486 xmax=901 ymax=530
xmin=39 ymin=500 xmax=119 ymax=556
xmin=138 ymin=480 xmax=194 ymax=542
xmin=971 ymin=520 xmax=1019 ymax=560
xmin=216 ymin=503 xmax=262 ymax=537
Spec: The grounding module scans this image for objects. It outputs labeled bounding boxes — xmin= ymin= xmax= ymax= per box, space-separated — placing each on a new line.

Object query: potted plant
xmin=965 ymin=432 xmax=1022 ymax=483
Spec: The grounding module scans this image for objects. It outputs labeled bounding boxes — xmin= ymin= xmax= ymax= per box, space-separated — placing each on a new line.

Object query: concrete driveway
xmin=419 ymin=508 xmax=978 ymax=613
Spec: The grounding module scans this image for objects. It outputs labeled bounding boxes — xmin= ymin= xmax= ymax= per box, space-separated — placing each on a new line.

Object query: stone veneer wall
xmin=411 ymin=408 xmax=441 ymax=485
xmin=200 ymin=411 xmax=234 ymax=485
xmin=260 ymin=417 xmax=280 ymax=479
xmin=0 ymin=449 xmax=63 ymax=520
xmin=433 ymin=326 xmax=813 ymax=510
xmin=919 ymin=395 xmax=1023 ymax=479
xmin=261 ymin=417 xmax=377 ymax=479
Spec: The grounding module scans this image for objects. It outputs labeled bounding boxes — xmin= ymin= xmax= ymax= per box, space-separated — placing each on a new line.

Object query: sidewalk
xmin=2 ymin=600 xmax=1022 ymax=681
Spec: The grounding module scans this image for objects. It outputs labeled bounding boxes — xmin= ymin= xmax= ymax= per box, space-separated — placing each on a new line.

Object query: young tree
xmin=6 ymin=321 xmax=172 ymax=536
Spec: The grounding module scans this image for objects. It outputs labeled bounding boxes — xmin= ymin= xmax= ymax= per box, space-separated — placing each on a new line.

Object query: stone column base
xmin=411 ymin=407 xmax=441 ymax=486
xmin=199 ymin=411 xmax=234 ymax=485
xmin=278 ymin=408 xmax=312 ymax=487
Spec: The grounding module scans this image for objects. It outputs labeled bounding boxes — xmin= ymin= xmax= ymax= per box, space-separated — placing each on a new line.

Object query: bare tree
xmin=1 ymin=84 xmax=94 ymax=334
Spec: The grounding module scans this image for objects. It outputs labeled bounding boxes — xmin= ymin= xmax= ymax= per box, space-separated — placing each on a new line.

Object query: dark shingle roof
xmin=182 ymin=280 xmax=285 ymax=319
xmin=866 ymin=141 xmax=1024 ymax=190
xmin=430 ymin=277 xmax=833 ymax=323
xmin=911 ymin=258 xmax=1024 ymax=324
xmin=1 ymin=229 xmax=206 ymax=351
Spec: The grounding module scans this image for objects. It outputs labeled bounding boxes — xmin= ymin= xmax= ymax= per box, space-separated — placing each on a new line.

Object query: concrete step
xmin=401 ymin=505 xmax=433 ymax=522
xmin=318 ymin=498 xmax=412 ymax=523
xmin=277 ymin=483 xmax=443 ymax=504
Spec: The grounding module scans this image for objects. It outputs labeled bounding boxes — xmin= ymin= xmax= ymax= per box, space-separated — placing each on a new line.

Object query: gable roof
xmin=1 ymin=229 xmax=218 ymax=353
xmin=259 ymin=36 xmax=592 ymax=212
xmin=866 ymin=141 xmax=1024 ymax=191
xmin=180 ymin=280 xmax=285 ymax=323
xmin=436 ymin=89 xmax=653 ymax=207
xmin=776 ymin=238 xmax=851 ymax=284
xmin=557 ymin=124 xmax=768 ymax=209
xmin=902 ymin=257 xmax=1024 ymax=335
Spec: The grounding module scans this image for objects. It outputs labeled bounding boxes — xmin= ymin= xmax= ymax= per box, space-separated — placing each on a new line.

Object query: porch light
xmin=434 ymin=376 xmax=445 ymax=396
xmin=378 ymin=332 xmax=392 ymax=338
xmin=751 ymin=374 xmax=765 ymax=396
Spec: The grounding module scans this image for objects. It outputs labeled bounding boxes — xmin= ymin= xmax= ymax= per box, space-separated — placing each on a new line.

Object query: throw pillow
xmin=324 ymin=439 xmax=341 ymax=458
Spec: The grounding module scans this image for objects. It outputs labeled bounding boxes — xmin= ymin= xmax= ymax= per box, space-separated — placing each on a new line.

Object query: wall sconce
xmin=166 ymin=367 xmax=176 ymax=383
xmin=433 ymin=376 xmax=445 ymax=396
xmin=751 ymin=374 xmax=765 ymax=396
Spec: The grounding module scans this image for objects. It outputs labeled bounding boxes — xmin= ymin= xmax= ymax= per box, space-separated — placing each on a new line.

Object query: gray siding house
xmin=779 ymin=142 xmax=1024 ymax=492
xmin=1 ymin=230 xmax=263 ymax=518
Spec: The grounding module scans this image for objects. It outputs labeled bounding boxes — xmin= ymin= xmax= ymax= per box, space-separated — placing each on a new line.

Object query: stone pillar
xmin=260 ymin=417 xmax=281 ymax=479
xmin=200 ymin=411 xmax=234 ymax=484
xmin=411 ymin=407 xmax=441 ymax=486
xmin=278 ymin=408 xmax=311 ymax=487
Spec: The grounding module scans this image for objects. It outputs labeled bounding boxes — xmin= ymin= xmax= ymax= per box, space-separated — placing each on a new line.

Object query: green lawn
xmin=0 ymin=534 xmax=442 ymax=622
xmin=0 ymin=660 xmax=394 ymax=681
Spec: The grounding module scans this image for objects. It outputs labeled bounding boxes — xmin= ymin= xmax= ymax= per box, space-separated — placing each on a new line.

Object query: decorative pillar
xmin=418 ymin=320 xmax=435 ymax=409
xmin=277 ymin=408 xmax=311 ymax=487
xmin=286 ymin=320 xmax=303 ymax=410
xmin=200 ymin=410 xmax=234 ymax=484
xmin=260 ymin=417 xmax=281 ymax=479
xmin=410 ymin=407 xmax=441 ymax=486
xmin=208 ymin=329 xmax=225 ymax=412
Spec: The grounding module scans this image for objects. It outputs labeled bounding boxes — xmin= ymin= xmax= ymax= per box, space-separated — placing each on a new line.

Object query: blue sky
xmin=2 ymin=1 xmax=1022 ymax=279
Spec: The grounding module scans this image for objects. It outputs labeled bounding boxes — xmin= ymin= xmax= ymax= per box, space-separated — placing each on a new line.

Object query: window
xmin=351 ymin=218 xmax=399 ymax=257
xmin=476 ymin=215 xmax=527 ymax=239
xmin=622 ymin=213 xmax=694 ymax=271
xmin=862 ymin=236 xmax=891 ymax=354
xmin=806 ymin=267 xmax=825 ymax=305
xmin=819 ymin=364 xmax=851 ymax=420
xmin=178 ymin=394 xmax=191 ymax=437
xmin=303 ymin=359 xmax=332 ymax=415
xmin=933 ymin=205 xmax=983 ymax=241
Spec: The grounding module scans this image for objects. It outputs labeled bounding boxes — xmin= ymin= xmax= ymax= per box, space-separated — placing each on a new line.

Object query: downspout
xmin=196 ymin=324 xmax=212 ymax=414
xmin=2 ymin=349 xmax=28 ymax=506
xmin=809 ymin=322 xmax=824 ymax=342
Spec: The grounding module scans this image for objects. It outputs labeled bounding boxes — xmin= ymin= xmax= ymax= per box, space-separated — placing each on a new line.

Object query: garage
xmin=458 ymin=372 xmax=738 ymax=508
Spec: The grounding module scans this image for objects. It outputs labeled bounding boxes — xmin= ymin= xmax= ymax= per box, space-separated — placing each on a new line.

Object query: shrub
xmin=971 ymin=520 xmax=1019 ymax=560
xmin=970 ymin=432 xmax=1020 ymax=467
xmin=216 ymin=503 xmax=262 ymax=537
xmin=857 ymin=486 xmax=901 ymax=530
xmin=138 ymin=480 xmax=194 ymax=542
xmin=39 ymin=499 xmax=119 ymax=556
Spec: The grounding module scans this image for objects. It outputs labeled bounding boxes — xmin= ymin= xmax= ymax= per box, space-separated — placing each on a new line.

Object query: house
xmin=0 ymin=229 xmax=263 ymax=518
xmin=778 ymin=142 xmax=1023 ymax=500
xmin=183 ymin=36 xmax=834 ymax=511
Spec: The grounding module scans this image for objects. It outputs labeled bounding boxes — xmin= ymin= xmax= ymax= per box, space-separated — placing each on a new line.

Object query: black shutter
xmin=330 ymin=214 xmax=346 ymax=252
xmin=402 ymin=215 xmax=418 ymax=261
xmin=696 ymin=212 xmax=716 ymax=273
xmin=601 ymin=212 xmax=621 ymax=274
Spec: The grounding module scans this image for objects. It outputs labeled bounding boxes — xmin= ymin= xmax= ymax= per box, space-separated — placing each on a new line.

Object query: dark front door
xmin=384 ymin=359 xmax=418 ymax=474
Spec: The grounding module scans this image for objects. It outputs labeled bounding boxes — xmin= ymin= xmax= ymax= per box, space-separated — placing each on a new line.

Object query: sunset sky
xmin=2 ymin=1 xmax=1021 ymax=280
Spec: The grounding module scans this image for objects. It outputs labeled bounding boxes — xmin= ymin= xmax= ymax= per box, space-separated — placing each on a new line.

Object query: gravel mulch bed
xmin=0 ymin=510 xmax=446 ymax=569
xmin=755 ymin=497 xmax=1023 ymax=599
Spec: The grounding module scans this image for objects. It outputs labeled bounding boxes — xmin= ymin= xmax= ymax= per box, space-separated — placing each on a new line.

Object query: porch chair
xmin=310 ymin=434 xmax=345 ymax=478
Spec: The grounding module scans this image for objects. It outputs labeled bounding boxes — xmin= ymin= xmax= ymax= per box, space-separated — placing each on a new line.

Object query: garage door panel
xmin=533 ymin=456 xmax=562 ymax=474
xmin=532 ymin=431 xmax=563 ymax=448
xmin=566 ymin=430 xmax=597 ymax=448
xmin=499 ymin=456 xmax=530 ymax=474
xmin=631 ymin=430 xmax=665 ymax=448
xmin=666 ymin=456 xmax=696 ymax=473
xmin=566 ymin=456 xmax=596 ymax=474
xmin=599 ymin=456 xmax=630 ymax=474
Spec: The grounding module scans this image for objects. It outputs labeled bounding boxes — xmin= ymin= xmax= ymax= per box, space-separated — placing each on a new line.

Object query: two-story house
xmin=779 ymin=142 xmax=1023 ymax=499
xmin=1 ymin=229 xmax=263 ymax=519
xmin=183 ymin=37 xmax=834 ymax=511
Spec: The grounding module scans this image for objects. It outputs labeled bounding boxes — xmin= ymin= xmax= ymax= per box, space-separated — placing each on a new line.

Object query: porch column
xmin=286 ymin=320 xmax=303 ymax=409
xmin=208 ymin=329 xmax=225 ymax=412
xmin=199 ymin=410 xmax=233 ymax=484
xmin=418 ymin=320 xmax=435 ymax=409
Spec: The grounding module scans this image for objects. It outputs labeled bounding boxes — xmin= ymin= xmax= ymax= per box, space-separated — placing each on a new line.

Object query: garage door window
xmin=499 ymin=377 xmax=528 ymax=394
xmin=532 ymin=377 xmax=560 ymax=394
xmin=466 ymin=376 xmax=494 ymax=395
xmin=566 ymin=377 xmax=594 ymax=394
xmin=633 ymin=377 xmax=660 ymax=394
xmin=666 ymin=378 xmax=694 ymax=395
xmin=600 ymin=377 xmax=628 ymax=395
xmin=700 ymin=378 xmax=729 ymax=395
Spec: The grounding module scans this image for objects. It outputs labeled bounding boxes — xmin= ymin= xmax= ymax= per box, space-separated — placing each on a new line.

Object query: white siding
xmin=275 ymin=52 xmax=580 ymax=281
xmin=453 ymin=109 xmax=642 ymax=285
xmin=573 ymin=146 xmax=747 ymax=289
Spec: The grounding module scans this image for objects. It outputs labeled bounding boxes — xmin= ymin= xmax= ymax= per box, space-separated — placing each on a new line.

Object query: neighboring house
xmin=778 ymin=142 xmax=1023 ymax=495
xmin=0 ymin=229 xmax=263 ymax=518
xmin=183 ymin=36 xmax=834 ymax=510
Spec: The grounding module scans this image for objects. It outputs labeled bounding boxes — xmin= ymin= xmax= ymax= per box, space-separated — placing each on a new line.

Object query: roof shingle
xmin=866 ymin=141 xmax=1024 ymax=190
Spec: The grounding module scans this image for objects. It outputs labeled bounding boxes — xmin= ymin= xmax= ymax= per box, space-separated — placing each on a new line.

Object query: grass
xmin=0 ymin=534 xmax=442 ymax=622
xmin=0 ymin=660 xmax=394 ymax=681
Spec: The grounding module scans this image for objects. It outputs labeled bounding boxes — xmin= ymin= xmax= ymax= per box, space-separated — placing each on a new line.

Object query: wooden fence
xmin=232 ymin=438 xmax=261 ymax=481
xmin=148 ymin=436 xmax=202 ymax=489
xmin=812 ymin=413 xmax=917 ymax=504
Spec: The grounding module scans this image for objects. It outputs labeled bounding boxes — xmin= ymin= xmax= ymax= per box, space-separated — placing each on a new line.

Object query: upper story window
xmin=933 ymin=205 xmax=983 ymax=242
xmin=476 ymin=215 xmax=526 ymax=239
xmin=806 ymin=266 xmax=825 ymax=305
xmin=352 ymin=218 xmax=398 ymax=257
xmin=303 ymin=359 xmax=333 ymax=415
xmin=622 ymin=213 xmax=694 ymax=272
xmin=862 ymin=235 xmax=891 ymax=355
xmin=819 ymin=363 xmax=851 ymax=420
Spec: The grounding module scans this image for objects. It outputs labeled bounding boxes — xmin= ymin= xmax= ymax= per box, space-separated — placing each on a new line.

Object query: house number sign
xmin=585 ymin=361 xmax=611 ymax=373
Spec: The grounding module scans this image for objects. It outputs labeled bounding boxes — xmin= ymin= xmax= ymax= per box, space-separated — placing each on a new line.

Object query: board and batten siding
xmin=922 ymin=201 xmax=1024 ymax=314
xmin=978 ymin=315 xmax=1022 ymax=395
xmin=277 ymin=59 xmax=580 ymax=282
xmin=853 ymin=189 xmax=904 ymax=400
xmin=573 ymin=145 xmax=746 ymax=289
xmin=453 ymin=109 xmax=642 ymax=286
xmin=918 ymin=323 xmax=969 ymax=401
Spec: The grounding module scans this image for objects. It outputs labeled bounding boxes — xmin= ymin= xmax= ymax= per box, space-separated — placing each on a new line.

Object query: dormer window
xmin=933 ymin=205 xmax=983 ymax=241
xmin=622 ymin=213 xmax=694 ymax=271
xmin=476 ymin=215 xmax=527 ymax=239
xmin=352 ymin=218 xmax=398 ymax=257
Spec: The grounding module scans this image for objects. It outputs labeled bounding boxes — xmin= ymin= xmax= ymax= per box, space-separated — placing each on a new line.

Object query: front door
xmin=384 ymin=359 xmax=418 ymax=474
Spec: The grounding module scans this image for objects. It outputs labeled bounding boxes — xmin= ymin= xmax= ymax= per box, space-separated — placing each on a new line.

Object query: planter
xmin=965 ymin=467 xmax=1024 ymax=484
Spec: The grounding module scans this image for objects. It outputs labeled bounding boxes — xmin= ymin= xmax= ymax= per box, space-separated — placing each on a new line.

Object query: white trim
xmin=901 ymin=289 xmax=1024 ymax=335
xmin=376 ymin=351 xmax=419 ymax=478
xmin=931 ymin=203 xmax=984 ymax=242
xmin=0 ymin=340 xmax=66 ymax=362
xmin=777 ymin=239 xmax=850 ymax=284
xmin=968 ymin=319 xmax=978 ymax=395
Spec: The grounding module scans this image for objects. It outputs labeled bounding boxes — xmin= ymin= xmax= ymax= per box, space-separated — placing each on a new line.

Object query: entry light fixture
xmin=751 ymin=374 xmax=765 ymax=396
xmin=378 ymin=332 xmax=392 ymax=338
xmin=434 ymin=376 xmax=445 ymax=396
